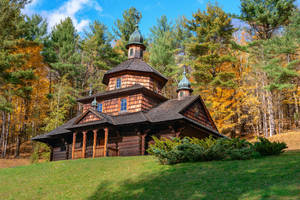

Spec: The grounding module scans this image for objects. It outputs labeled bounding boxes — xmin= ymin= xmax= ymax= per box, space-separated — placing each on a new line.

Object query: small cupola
xmin=177 ymin=66 xmax=193 ymax=100
xmin=126 ymin=24 xmax=146 ymax=59
xmin=91 ymin=97 xmax=97 ymax=110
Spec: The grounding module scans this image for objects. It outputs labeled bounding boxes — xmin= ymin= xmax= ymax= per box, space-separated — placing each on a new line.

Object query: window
xmin=120 ymin=98 xmax=127 ymax=111
xmin=130 ymin=48 xmax=134 ymax=56
xmin=180 ymin=91 xmax=183 ymax=97
xmin=116 ymin=78 xmax=121 ymax=89
xmin=97 ymin=103 xmax=102 ymax=112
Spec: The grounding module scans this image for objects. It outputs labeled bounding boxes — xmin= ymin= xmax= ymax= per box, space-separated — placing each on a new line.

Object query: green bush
xmin=30 ymin=143 xmax=51 ymax=163
xmin=252 ymin=137 xmax=287 ymax=156
xmin=148 ymin=136 xmax=287 ymax=165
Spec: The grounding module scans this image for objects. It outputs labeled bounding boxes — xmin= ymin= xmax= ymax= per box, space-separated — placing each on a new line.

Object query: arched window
xmin=116 ymin=78 xmax=121 ymax=89
xmin=120 ymin=98 xmax=127 ymax=111
xmin=97 ymin=103 xmax=102 ymax=112
xmin=130 ymin=48 xmax=134 ymax=56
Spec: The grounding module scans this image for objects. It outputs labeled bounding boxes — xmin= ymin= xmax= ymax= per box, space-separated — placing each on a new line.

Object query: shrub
xmin=252 ymin=137 xmax=287 ymax=156
xmin=148 ymin=136 xmax=287 ymax=165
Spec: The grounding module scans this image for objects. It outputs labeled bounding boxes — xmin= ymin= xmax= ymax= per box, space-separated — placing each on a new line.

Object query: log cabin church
xmin=32 ymin=25 xmax=223 ymax=161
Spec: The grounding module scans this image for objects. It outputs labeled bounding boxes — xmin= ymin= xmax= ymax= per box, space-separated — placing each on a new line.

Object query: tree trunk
xmin=267 ymin=90 xmax=275 ymax=137
xmin=1 ymin=111 xmax=6 ymax=158
xmin=14 ymin=135 xmax=21 ymax=158
xmin=293 ymin=91 xmax=299 ymax=127
xmin=3 ymin=112 xmax=11 ymax=158
xmin=261 ymin=80 xmax=268 ymax=137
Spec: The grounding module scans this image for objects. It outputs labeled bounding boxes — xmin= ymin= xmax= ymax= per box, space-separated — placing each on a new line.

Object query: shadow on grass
xmin=87 ymin=154 xmax=300 ymax=200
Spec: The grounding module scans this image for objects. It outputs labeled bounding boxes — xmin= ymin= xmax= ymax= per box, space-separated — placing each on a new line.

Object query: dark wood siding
xmin=118 ymin=135 xmax=140 ymax=156
xmin=52 ymin=147 xmax=67 ymax=161
xmin=182 ymin=100 xmax=216 ymax=130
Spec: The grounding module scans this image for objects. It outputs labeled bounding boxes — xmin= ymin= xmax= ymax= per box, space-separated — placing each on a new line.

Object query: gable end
xmin=181 ymin=98 xmax=218 ymax=131
xmin=75 ymin=111 xmax=101 ymax=124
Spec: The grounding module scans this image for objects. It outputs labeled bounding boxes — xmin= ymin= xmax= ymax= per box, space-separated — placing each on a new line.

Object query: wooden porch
xmin=71 ymin=127 xmax=119 ymax=159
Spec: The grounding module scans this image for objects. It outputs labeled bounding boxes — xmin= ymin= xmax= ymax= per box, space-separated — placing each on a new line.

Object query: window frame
xmin=120 ymin=98 xmax=127 ymax=112
xmin=97 ymin=103 xmax=102 ymax=113
xmin=180 ymin=91 xmax=184 ymax=97
xmin=129 ymin=48 xmax=134 ymax=56
xmin=116 ymin=78 xmax=122 ymax=89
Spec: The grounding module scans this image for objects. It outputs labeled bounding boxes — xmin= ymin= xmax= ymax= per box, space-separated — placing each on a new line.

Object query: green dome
xmin=126 ymin=25 xmax=145 ymax=49
xmin=177 ymin=67 xmax=193 ymax=92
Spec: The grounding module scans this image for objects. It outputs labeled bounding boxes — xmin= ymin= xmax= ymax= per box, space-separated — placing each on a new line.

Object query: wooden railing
xmin=73 ymin=149 xmax=83 ymax=159
xmin=73 ymin=145 xmax=119 ymax=159
xmin=108 ymin=147 xmax=118 ymax=156
xmin=94 ymin=146 xmax=104 ymax=157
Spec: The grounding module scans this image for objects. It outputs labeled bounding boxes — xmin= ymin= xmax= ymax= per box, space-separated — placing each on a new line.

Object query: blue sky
xmin=22 ymin=0 xmax=300 ymax=37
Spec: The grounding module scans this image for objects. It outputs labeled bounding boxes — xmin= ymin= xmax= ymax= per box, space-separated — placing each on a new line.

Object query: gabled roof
xmin=31 ymin=115 xmax=80 ymax=141
xmin=73 ymin=109 xmax=114 ymax=126
xmin=102 ymin=59 xmax=168 ymax=85
xmin=32 ymin=95 xmax=222 ymax=142
xmin=146 ymin=95 xmax=198 ymax=122
xmin=77 ymin=84 xmax=168 ymax=103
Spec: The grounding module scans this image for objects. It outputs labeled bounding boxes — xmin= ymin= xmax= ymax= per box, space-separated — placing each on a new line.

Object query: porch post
xmin=82 ymin=131 xmax=87 ymax=158
xmin=104 ymin=127 xmax=108 ymax=157
xmin=92 ymin=129 xmax=97 ymax=158
xmin=72 ymin=132 xmax=77 ymax=159
xmin=141 ymin=134 xmax=146 ymax=155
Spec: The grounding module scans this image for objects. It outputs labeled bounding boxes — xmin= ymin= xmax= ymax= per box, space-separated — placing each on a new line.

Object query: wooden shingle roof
xmin=32 ymin=94 xmax=223 ymax=142
xmin=102 ymin=58 xmax=168 ymax=85
xmin=77 ymin=84 xmax=168 ymax=103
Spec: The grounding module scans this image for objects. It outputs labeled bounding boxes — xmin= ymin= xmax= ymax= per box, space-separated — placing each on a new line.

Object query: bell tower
xmin=126 ymin=24 xmax=146 ymax=59
xmin=177 ymin=66 xmax=193 ymax=100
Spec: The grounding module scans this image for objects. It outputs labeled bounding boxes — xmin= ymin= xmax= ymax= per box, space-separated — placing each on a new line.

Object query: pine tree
xmin=81 ymin=21 xmax=123 ymax=92
xmin=149 ymin=16 xmax=190 ymax=98
xmin=238 ymin=0 xmax=296 ymax=40
xmin=239 ymin=0 xmax=297 ymax=136
xmin=186 ymin=4 xmax=237 ymax=89
xmin=48 ymin=17 xmax=84 ymax=87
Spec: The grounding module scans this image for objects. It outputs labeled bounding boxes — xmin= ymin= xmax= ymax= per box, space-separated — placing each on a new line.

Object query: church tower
xmin=125 ymin=24 xmax=146 ymax=59
xmin=177 ymin=66 xmax=193 ymax=100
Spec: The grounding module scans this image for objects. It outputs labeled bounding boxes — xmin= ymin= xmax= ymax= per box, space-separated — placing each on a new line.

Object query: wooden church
xmin=32 ymin=25 xmax=223 ymax=161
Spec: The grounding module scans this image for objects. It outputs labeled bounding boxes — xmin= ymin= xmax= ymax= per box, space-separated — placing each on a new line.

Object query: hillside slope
xmin=269 ymin=129 xmax=300 ymax=151
xmin=0 ymin=153 xmax=300 ymax=200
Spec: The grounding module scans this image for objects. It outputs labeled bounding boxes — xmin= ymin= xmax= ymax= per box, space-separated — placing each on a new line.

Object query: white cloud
xmin=22 ymin=0 xmax=41 ymax=15
xmin=23 ymin=0 xmax=103 ymax=32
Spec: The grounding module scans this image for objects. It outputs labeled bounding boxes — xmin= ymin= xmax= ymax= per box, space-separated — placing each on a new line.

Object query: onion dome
xmin=177 ymin=66 xmax=193 ymax=92
xmin=125 ymin=24 xmax=145 ymax=49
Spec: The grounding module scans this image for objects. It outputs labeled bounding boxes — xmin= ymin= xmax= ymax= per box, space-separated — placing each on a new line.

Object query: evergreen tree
xmin=149 ymin=16 xmax=177 ymax=76
xmin=81 ymin=21 xmax=123 ymax=92
xmin=149 ymin=16 xmax=191 ymax=98
xmin=24 ymin=14 xmax=48 ymax=43
xmin=238 ymin=0 xmax=296 ymax=39
xmin=48 ymin=17 xmax=84 ymax=87
xmin=186 ymin=4 xmax=237 ymax=89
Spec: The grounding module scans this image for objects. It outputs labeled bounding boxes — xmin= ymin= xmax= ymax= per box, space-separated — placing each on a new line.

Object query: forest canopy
xmin=0 ymin=0 xmax=300 ymax=158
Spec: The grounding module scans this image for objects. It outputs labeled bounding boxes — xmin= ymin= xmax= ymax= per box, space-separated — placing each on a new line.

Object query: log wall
xmin=118 ymin=135 xmax=141 ymax=156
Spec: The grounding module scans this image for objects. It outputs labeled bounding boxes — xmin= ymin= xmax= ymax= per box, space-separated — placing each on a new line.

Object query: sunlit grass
xmin=0 ymin=152 xmax=299 ymax=200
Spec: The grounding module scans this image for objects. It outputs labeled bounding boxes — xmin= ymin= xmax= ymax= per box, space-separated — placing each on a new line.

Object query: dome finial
xmin=126 ymin=20 xmax=145 ymax=50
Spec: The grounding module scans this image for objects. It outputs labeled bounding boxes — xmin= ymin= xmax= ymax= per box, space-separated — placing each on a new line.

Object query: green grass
xmin=1 ymin=152 xmax=300 ymax=200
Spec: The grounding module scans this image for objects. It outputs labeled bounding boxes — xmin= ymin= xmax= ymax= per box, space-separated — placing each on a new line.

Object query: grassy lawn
xmin=0 ymin=152 xmax=300 ymax=200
